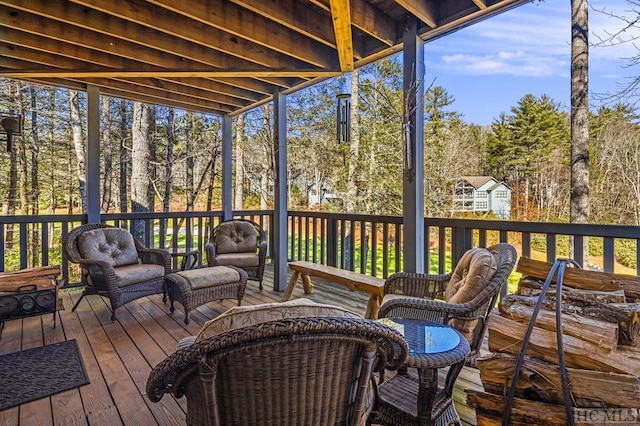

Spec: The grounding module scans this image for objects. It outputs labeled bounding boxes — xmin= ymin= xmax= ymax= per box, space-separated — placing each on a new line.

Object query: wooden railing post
xmin=327 ymin=217 xmax=338 ymax=267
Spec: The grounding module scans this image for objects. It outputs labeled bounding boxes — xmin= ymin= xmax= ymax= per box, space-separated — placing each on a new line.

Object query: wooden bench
xmin=282 ymin=260 xmax=385 ymax=319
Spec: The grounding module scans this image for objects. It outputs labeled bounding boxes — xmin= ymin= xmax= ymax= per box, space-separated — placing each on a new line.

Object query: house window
xmin=476 ymin=201 xmax=488 ymax=210
xmin=476 ymin=191 xmax=487 ymax=198
xmin=496 ymin=190 xmax=508 ymax=198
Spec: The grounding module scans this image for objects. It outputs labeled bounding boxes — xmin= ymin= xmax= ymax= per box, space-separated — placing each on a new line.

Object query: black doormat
xmin=0 ymin=339 xmax=90 ymax=411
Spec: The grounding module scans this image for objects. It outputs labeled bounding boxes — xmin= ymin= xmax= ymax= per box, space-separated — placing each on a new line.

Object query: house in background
xmin=307 ymin=182 xmax=338 ymax=209
xmin=453 ymin=176 xmax=511 ymax=219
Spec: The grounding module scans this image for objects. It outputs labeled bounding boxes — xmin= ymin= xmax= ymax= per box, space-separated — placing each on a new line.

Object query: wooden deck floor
xmin=0 ymin=265 xmax=482 ymax=425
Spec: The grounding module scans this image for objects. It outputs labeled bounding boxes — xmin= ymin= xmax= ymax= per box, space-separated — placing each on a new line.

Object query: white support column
xmin=273 ymin=90 xmax=288 ymax=291
xmin=86 ymin=85 xmax=101 ymax=224
xmin=402 ymin=17 xmax=425 ymax=273
xmin=222 ymin=115 xmax=233 ymax=221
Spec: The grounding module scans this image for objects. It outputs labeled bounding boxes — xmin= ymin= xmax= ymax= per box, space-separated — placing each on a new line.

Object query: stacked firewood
xmin=0 ymin=265 xmax=61 ymax=292
xmin=467 ymin=257 xmax=640 ymax=425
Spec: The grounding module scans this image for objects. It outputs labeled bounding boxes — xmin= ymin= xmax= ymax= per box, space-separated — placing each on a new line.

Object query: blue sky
xmin=423 ymin=0 xmax=636 ymax=125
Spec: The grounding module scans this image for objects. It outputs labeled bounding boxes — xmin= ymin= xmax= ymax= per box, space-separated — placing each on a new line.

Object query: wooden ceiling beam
xmin=230 ymin=0 xmax=346 ymax=53
xmin=472 ymin=0 xmax=488 ymax=10
xmin=0 ymin=57 xmax=239 ymax=112
xmin=394 ymin=0 xmax=438 ymax=28
xmin=0 ymin=0 xmax=296 ymax=87
xmin=0 ymin=70 xmax=343 ymax=79
xmin=308 ymin=0 xmax=397 ymax=46
xmin=143 ymin=0 xmax=339 ymax=69
xmin=0 ymin=29 xmax=272 ymax=102
xmin=329 ymin=0 xmax=354 ymax=72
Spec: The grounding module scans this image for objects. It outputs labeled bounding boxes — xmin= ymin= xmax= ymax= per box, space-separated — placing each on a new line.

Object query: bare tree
xmin=101 ymin=96 xmax=113 ymax=212
xmin=70 ymin=90 xmax=86 ymax=212
xmin=571 ymin=0 xmax=590 ymax=263
xmin=345 ymin=69 xmax=360 ymax=213
xmin=234 ymin=113 xmax=245 ymax=210
xmin=131 ymin=101 xmax=154 ymax=239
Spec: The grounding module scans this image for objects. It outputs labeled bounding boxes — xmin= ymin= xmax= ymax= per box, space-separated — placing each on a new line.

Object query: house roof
xmin=0 ymin=0 xmax=530 ymax=116
xmin=459 ymin=176 xmax=496 ymax=188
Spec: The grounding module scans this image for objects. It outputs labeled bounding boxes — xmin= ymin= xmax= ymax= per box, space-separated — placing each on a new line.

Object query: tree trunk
xmin=570 ymin=0 xmax=590 ymax=264
xmin=119 ymin=99 xmax=129 ymax=213
xmin=131 ymin=102 xmax=153 ymax=240
xmin=70 ymin=90 xmax=86 ymax=212
xmin=4 ymin=82 xmax=19 ymax=250
xmin=345 ymin=69 xmax=360 ymax=213
xmin=234 ymin=113 xmax=245 ymax=210
xmin=260 ymin=169 xmax=269 ymax=210
xmin=185 ymin=112 xmax=195 ymax=212
xmin=101 ymin=96 xmax=113 ymax=213
xmin=29 ymin=87 xmax=40 ymax=266
xmin=164 ymin=108 xmax=174 ymax=213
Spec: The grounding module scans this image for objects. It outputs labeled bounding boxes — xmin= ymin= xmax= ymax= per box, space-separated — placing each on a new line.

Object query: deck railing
xmin=1 ymin=211 xmax=639 ymax=290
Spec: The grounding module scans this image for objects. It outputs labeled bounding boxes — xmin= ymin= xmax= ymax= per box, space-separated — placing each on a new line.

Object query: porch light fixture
xmin=0 ymin=114 xmax=21 ymax=152
xmin=336 ymin=93 xmax=350 ymax=143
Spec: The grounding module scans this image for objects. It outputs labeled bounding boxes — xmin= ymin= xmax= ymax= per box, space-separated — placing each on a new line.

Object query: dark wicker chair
xmin=205 ymin=219 xmax=267 ymax=290
xmin=64 ymin=223 xmax=171 ymax=321
xmin=146 ymin=316 xmax=408 ymax=426
xmin=373 ymin=243 xmax=517 ymax=426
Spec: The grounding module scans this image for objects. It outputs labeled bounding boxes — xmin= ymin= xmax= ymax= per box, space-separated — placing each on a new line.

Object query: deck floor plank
xmin=86 ymin=294 xmax=185 ymax=425
xmin=19 ymin=315 xmax=53 ymax=426
xmin=59 ymin=293 xmax=122 ymax=425
xmin=0 ymin=265 xmax=483 ymax=425
xmin=72 ymin=293 xmax=157 ymax=425
xmin=0 ymin=317 xmax=23 ymax=425
xmin=44 ymin=302 xmax=87 ymax=426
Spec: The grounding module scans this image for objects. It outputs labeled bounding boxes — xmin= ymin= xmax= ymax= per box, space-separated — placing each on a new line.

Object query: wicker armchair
xmin=205 ymin=219 xmax=267 ymax=290
xmin=64 ymin=223 xmax=171 ymax=321
xmin=146 ymin=316 xmax=408 ymax=426
xmin=374 ymin=242 xmax=517 ymax=425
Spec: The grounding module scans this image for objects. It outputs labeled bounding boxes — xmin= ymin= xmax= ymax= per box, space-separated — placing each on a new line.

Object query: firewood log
xmin=516 ymin=257 xmax=640 ymax=299
xmin=487 ymin=313 xmax=640 ymax=376
xmin=500 ymin=293 xmax=639 ymax=345
xmin=477 ymin=353 xmax=640 ymax=408
xmin=498 ymin=295 xmax=619 ymax=351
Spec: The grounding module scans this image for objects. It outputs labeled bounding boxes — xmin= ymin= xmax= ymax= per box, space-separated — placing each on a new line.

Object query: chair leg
xmin=110 ymin=308 xmax=117 ymax=322
xmin=71 ymin=293 xmax=86 ymax=312
xmin=259 ymin=279 xmax=263 ymax=291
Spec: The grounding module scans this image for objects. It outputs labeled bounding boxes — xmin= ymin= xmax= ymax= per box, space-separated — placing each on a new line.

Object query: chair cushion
xmin=445 ymin=247 xmax=497 ymax=342
xmin=195 ymin=298 xmax=360 ymax=342
xmin=445 ymin=248 xmax=497 ymax=304
xmin=175 ymin=266 xmax=241 ymax=289
xmin=114 ymin=263 xmax=165 ymax=287
xmin=78 ymin=228 xmax=140 ymax=267
xmin=215 ymin=221 xmax=258 ymax=254
xmin=213 ymin=252 xmax=259 ymax=268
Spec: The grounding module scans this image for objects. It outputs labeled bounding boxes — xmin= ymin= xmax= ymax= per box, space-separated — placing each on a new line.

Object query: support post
xmin=222 ymin=115 xmax=233 ymax=221
xmin=273 ymin=90 xmax=288 ymax=291
xmin=402 ymin=17 xmax=425 ymax=273
xmin=86 ymin=85 xmax=101 ymax=224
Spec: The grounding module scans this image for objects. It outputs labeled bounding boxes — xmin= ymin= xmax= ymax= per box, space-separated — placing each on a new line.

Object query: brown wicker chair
xmin=205 ymin=219 xmax=267 ymax=290
xmin=64 ymin=223 xmax=171 ymax=321
xmin=373 ymin=243 xmax=517 ymax=426
xmin=146 ymin=316 xmax=408 ymax=426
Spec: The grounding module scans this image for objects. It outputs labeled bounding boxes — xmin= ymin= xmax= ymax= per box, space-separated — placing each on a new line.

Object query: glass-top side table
xmin=375 ymin=319 xmax=471 ymax=426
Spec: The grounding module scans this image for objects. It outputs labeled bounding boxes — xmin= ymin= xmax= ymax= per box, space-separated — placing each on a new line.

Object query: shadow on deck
xmin=0 ymin=264 xmax=482 ymax=425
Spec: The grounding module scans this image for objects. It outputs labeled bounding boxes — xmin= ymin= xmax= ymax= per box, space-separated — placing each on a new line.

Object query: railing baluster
xmin=603 ymin=237 xmax=615 ymax=272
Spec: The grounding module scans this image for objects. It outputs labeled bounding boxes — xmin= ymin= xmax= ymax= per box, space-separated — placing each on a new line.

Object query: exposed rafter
xmin=329 ymin=0 xmax=354 ymax=72
xmin=394 ymin=0 xmax=438 ymax=28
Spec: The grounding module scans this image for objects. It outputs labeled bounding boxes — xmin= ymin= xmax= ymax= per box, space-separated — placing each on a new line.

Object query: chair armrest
xmin=378 ymin=294 xmax=483 ymax=323
xmin=204 ymin=242 xmax=216 ymax=266
xmin=76 ymin=258 xmax=118 ymax=291
xmin=384 ymin=271 xmax=453 ymax=299
xmin=135 ymin=244 xmax=172 ymax=273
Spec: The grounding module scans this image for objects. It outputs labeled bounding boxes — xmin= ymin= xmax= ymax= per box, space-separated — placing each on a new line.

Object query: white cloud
xmin=425 ymin=0 xmax=633 ymax=79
